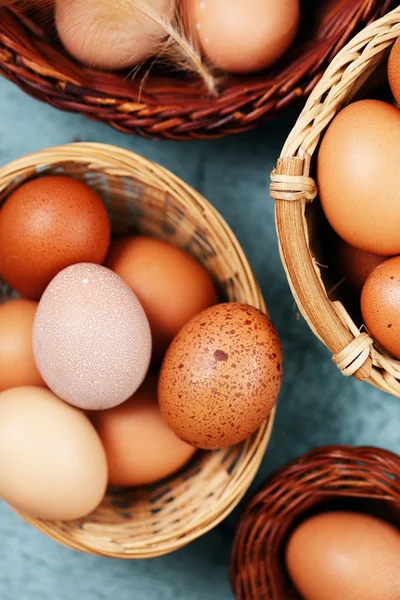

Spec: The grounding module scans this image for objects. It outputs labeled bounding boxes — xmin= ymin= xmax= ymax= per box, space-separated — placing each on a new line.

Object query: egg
xmin=334 ymin=236 xmax=389 ymax=294
xmin=158 ymin=303 xmax=282 ymax=450
xmin=361 ymin=256 xmax=400 ymax=359
xmin=0 ymin=386 xmax=107 ymax=521
xmin=106 ymin=236 xmax=218 ymax=361
xmin=56 ymin=0 xmax=175 ymax=70
xmin=186 ymin=0 xmax=300 ymax=74
xmin=91 ymin=372 xmax=196 ymax=487
xmin=317 ymin=100 xmax=400 ymax=256
xmin=286 ymin=511 xmax=400 ymax=600
xmin=0 ymin=176 xmax=110 ymax=298
xmin=33 ymin=263 xmax=152 ymax=410
xmin=388 ymin=37 xmax=400 ymax=106
xmin=0 ymin=299 xmax=45 ymax=391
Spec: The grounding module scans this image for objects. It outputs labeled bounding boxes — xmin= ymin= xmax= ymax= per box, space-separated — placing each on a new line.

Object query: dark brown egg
xmin=361 ymin=256 xmax=400 ymax=359
xmin=334 ymin=236 xmax=389 ymax=294
xmin=158 ymin=303 xmax=282 ymax=450
xmin=388 ymin=37 xmax=400 ymax=106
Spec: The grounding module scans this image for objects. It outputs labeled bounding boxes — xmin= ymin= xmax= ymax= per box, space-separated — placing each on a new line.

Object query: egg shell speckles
xmin=361 ymin=256 xmax=400 ymax=359
xmin=33 ymin=263 xmax=152 ymax=410
xmin=158 ymin=303 xmax=282 ymax=450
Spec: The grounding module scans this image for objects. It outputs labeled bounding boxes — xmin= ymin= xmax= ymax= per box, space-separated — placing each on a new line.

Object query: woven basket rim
xmin=0 ymin=1 xmax=395 ymax=139
xmin=0 ymin=141 xmax=276 ymax=558
xmin=230 ymin=444 xmax=400 ymax=600
xmin=271 ymin=5 xmax=400 ymax=397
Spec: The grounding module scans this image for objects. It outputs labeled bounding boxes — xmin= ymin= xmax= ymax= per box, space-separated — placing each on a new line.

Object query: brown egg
xmin=361 ymin=256 xmax=400 ymax=359
xmin=0 ymin=176 xmax=111 ymax=298
xmin=33 ymin=263 xmax=152 ymax=411
xmin=0 ymin=298 xmax=45 ymax=391
xmin=286 ymin=511 xmax=400 ymax=600
xmin=388 ymin=37 xmax=400 ymax=106
xmin=158 ymin=303 xmax=282 ymax=450
xmin=106 ymin=236 xmax=218 ymax=361
xmin=56 ymin=0 xmax=175 ymax=70
xmin=186 ymin=0 xmax=300 ymax=74
xmin=334 ymin=236 xmax=389 ymax=294
xmin=317 ymin=100 xmax=400 ymax=256
xmin=0 ymin=386 xmax=108 ymax=521
xmin=91 ymin=372 xmax=196 ymax=487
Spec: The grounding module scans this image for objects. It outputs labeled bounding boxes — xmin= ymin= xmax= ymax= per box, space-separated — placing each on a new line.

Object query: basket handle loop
xmin=270 ymin=157 xmax=317 ymax=203
xmin=332 ymin=332 xmax=373 ymax=378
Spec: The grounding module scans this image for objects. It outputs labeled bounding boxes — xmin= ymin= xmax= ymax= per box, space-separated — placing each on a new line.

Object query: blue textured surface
xmin=0 ymin=77 xmax=399 ymax=600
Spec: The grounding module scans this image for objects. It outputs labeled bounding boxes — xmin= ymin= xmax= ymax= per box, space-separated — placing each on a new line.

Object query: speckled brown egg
xmin=158 ymin=303 xmax=282 ymax=450
xmin=361 ymin=256 xmax=400 ymax=359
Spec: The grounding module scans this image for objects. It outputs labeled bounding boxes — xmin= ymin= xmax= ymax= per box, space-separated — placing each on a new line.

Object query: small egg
xmin=317 ymin=100 xmax=400 ymax=256
xmin=361 ymin=256 xmax=400 ymax=359
xmin=0 ymin=299 xmax=45 ymax=391
xmin=186 ymin=0 xmax=300 ymax=74
xmin=106 ymin=236 xmax=217 ymax=361
xmin=388 ymin=37 xmax=400 ymax=106
xmin=0 ymin=386 xmax=108 ymax=521
xmin=158 ymin=303 xmax=282 ymax=450
xmin=286 ymin=511 xmax=400 ymax=600
xmin=33 ymin=263 xmax=152 ymax=410
xmin=334 ymin=236 xmax=389 ymax=294
xmin=91 ymin=372 xmax=196 ymax=487
xmin=0 ymin=176 xmax=110 ymax=299
xmin=56 ymin=0 xmax=175 ymax=70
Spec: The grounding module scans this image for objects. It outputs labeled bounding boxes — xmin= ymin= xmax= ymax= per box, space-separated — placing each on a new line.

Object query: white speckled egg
xmin=33 ymin=263 xmax=152 ymax=410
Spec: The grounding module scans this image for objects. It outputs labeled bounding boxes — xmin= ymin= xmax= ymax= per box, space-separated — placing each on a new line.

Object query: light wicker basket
xmin=270 ymin=5 xmax=400 ymax=397
xmin=0 ymin=1 xmax=395 ymax=140
xmin=0 ymin=142 xmax=275 ymax=558
xmin=230 ymin=445 xmax=400 ymax=600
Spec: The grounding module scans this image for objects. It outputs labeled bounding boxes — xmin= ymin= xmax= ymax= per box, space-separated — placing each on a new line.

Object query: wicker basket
xmin=0 ymin=1 xmax=395 ymax=140
xmin=270 ymin=6 xmax=400 ymax=397
xmin=230 ymin=445 xmax=400 ymax=600
xmin=0 ymin=142 xmax=275 ymax=558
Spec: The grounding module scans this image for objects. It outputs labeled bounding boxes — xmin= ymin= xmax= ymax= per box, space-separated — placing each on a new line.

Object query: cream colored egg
xmin=0 ymin=387 xmax=108 ymax=521
xmin=186 ymin=0 xmax=300 ymax=74
xmin=56 ymin=0 xmax=176 ymax=70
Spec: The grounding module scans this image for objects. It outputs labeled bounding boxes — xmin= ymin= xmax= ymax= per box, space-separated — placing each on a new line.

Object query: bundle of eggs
xmin=316 ymin=38 xmax=400 ymax=362
xmin=15 ymin=0 xmax=300 ymax=87
xmin=0 ymin=173 xmax=282 ymax=522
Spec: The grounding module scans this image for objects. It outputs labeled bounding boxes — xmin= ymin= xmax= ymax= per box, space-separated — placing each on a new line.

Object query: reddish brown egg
xmin=158 ymin=303 xmax=282 ymax=450
xmin=361 ymin=256 xmax=400 ymax=358
xmin=334 ymin=236 xmax=389 ymax=294
xmin=106 ymin=236 xmax=218 ymax=361
xmin=388 ymin=37 xmax=400 ymax=106
xmin=0 ymin=176 xmax=111 ymax=298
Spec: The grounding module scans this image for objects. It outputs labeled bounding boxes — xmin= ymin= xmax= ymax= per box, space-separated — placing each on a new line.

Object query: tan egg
xmin=56 ymin=0 xmax=175 ymax=70
xmin=0 ymin=299 xmax=45 ymax=391
xmin=334 ymin=236 xmax=389 ymax=294
xmin=286 ymin=511 xmax=400 ymax=600
xmin=106 ymin=236 xmax=217 ymax=361
xmin=33 ymin=263 xmax=152 ymax=411
xmin=0 ymin=386 xmax=108 ymax=521
xmin=388 ymin=37 xmax=400 ymax=106
xmin=158 ymin=303 xmax=282 ymax=450
xmin=361 ymin=256 xmax=400 ymax=359
xmin=318 ymin=100 xmax=400 ymax=256
xmin=91 ymin=372 xmax=196 ymax=487
xmin=186 ymin=0 xmax=300 ymax=74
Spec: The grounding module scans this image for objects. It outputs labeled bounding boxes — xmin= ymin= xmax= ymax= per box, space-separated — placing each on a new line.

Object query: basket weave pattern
xmin=271 ymin=6 xmax=400 ymax=397
xmin=0 ymin=1 xmax=395 ymax=139
xmin=0 ymin=142 xmax=274 ymax=558
xmin=230 ymin=445 xmax=400 ymax=600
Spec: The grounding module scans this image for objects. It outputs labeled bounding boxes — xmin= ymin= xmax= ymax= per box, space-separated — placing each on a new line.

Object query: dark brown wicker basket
xmin=0 ymin=1 xmax=396 ymax=140
xmin=230 ymin=445 xmax=400 ymax=600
